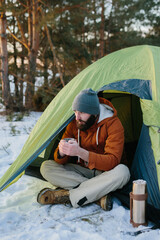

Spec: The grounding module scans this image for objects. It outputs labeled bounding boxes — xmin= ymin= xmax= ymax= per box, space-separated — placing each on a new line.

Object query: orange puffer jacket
xmin=54 ymin=97 xmax=124 ymax=171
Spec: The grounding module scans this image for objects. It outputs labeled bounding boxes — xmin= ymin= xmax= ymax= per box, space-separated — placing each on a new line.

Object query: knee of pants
xmin=40 ymin=160 xmax=57 ymax=178
xmin=116 ymin=164 xmax=130 ymax=184
xmin=40 ymin=160 xmax=48 ymax=178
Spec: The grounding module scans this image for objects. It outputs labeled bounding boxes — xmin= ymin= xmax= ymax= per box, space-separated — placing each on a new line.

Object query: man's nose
xmin=75 ymin=112 xmax=80 ymax=121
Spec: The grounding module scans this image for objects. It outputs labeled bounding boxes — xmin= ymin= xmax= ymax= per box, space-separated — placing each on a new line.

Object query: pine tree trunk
xmin=44 ymin=18 xmax=65 ymax=87
xmin=0 ymin=4 xmax=11 ymax=109
xmin=107 ymin=3 xmax=113 ymax=54
xmin=19 ymin=44 xmax=25 ymax=110
xmin=99 ymin=0 xmax=105 ymax=58
xmin=25 ymin=50 xmax=36 ymax=109
xmin=93 ymin=0 xmax=98 ymax=61
xmin=39 ymin=7 xmax=65 ymax=88
xmin=43 ymin=49 xmax=49 ymax=87
xmin=13 ymin=17 xmax=19 ymax=107
xmin=25 ymin=0 xmax=39 ymax=109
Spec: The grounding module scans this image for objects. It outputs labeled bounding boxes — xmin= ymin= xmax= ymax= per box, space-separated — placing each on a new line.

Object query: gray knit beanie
xmin=72 ymin=88 xmax=100 ymax=115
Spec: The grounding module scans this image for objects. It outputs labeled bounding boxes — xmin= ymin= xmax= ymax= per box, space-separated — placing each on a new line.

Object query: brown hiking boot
xmin=37 ymin=188 xmax=70 ymax=205
xmin=96 ymin=194 xmax=113 ymax=211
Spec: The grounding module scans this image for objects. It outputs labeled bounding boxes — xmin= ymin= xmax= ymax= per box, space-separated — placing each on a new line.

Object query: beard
xmin=76 ymin=115 xmax=98 ymax=131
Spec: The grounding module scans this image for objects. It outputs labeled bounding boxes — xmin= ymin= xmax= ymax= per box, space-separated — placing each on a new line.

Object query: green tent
xmin=0 ymin=45 xmax=160 ymax=224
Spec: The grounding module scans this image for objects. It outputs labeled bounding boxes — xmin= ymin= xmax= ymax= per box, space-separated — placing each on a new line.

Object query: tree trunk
xmin=42 ymin=47 xmax=49 ymax=87
xmin=25 ymin=50 xmax=37 ymax=109
xmin=107 ymin=2 xmax=113 ymax=54
xmin=0 ymin=2 xmax=11 ymax=109
xmin=39 ymin=7 xmax=65 ymax=87
xmin=19 ymin=45 xmax=24 ymax=110
xmin=13 ymin=17 xmax=19 ymax=105
xmin=28 ymin=0 xmax=32 ymax=50
xmin=93 ymin=0 xmax=98 ymax=61
xmin=25 ymin=0 xmax=39 ymax=109
xmin=99 ymin=0 xmax=105 ymax=58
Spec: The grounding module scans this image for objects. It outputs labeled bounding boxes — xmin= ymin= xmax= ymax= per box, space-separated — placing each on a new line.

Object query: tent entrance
xmin=99 ymin=90 xmax=143 ymax=168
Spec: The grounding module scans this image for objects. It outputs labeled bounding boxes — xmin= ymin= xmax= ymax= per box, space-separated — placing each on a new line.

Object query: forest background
xmin=0 ymin=0 xmax=160 ymax=112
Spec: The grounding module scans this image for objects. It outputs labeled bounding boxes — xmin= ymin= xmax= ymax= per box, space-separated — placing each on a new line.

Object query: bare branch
xmin=9 ymin=72 xmax=28 ymax=84
xmin=10 ymin=71 xmax=55 ymax=96
xmin=38 ymin=0 xmax=48 ymax=7
xmin=17 ymin=0 xmax=27 ymax=8
xmin=15 ymin=16 xmax=29 ymax=48
xmin=45 ymin=25 xmax=65 ymax=87
xmin=13 ymin=6 xmax=31 ymax=16
xmin=7 ymin=26 xmax=30 ymax=52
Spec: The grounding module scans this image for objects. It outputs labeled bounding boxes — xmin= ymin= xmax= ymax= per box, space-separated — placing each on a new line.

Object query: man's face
xmin=74 ymin=111 xmax=97 ymax=131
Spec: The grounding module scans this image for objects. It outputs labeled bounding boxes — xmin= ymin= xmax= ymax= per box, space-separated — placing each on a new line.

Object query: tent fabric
xmin=0 ymin=45 xmax=160 ymax=223
xmin=140 ymin=99 xmax=160 ymax=185
xmin=0 ymin=115 xmax=74 ymax=191
xmin=131 ymin=124 xmax=160 ymax=209
xmin=141 ymin=99 xmax=160 ymax=127
xmin=98 ymin=79 xmax=152 ymax=100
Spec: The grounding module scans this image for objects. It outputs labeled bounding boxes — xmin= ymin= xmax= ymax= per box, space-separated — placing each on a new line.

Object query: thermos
xmin=130 ymin=180 xmax=148 ymax=227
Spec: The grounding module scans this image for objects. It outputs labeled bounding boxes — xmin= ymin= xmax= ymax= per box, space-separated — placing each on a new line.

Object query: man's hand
xmin=58 ymin=138 xmax=89 ymax=163
xmin=59 ymin=139 xmax=79 ymax=157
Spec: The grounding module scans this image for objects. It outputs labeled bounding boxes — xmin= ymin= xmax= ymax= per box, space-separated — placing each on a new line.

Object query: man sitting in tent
xmin=37 ymin=88 xmax=130 ymax=210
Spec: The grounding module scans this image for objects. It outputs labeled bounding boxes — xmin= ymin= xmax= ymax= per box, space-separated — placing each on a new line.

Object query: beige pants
xmin=40 ymin=160 xmax=130 ymax=208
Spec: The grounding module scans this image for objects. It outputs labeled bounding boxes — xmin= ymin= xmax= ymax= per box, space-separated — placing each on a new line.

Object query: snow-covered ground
xmin=0 ymin=110 xmax=159 ymax=240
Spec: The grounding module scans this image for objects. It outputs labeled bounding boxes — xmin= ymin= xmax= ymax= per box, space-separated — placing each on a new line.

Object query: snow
xmin=0 ymin=111 xmax=159 ymax=240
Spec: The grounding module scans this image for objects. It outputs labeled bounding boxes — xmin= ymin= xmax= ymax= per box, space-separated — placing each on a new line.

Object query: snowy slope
xmin=0 ymin=111 xmax=159 ymax=240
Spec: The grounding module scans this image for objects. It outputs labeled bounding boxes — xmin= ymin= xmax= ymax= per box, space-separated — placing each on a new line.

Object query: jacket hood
xmin=97 ymin=97 xmax=116 ymax=125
